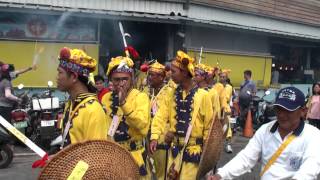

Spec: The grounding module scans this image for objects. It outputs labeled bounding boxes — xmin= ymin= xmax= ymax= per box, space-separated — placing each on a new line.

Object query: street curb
xmin=14 ymin=153 xmax=37 ymax=157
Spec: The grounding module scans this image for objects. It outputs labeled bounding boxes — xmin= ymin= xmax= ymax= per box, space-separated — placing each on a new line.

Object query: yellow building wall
xmin=189 ymin=51 xmax=272 ymax=88
xmin=0 ymin=41 xmax=99 ymax=87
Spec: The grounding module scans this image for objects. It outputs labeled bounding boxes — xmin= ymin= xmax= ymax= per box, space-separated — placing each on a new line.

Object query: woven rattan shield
xmin=197 ymin=116 xmax=224 ymax=179
xmin=38 ymin=140 xmax=139 ymax=180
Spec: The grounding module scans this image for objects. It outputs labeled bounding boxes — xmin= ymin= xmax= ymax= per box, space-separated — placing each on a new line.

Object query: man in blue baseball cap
xmin=207 ymin=87 xmax=320 ymax=180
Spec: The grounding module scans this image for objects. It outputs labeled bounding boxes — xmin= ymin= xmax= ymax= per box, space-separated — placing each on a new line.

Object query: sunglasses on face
xmin=111 ymin=77 xmax=130 ymax=83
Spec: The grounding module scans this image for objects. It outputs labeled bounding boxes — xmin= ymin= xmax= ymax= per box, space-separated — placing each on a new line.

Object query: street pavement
xmin=0 ymin=146 xmax=40 ymax=180
xmin=0 ymin=133 xmax=319 ymax=180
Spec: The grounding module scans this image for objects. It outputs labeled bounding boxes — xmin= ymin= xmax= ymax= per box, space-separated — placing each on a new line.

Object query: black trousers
xmin=308 ymin=118 xmax=320 ymax=130
xmin=239 ymin=104 xmax=249 ymax=129
xmin=0 ymin=106 xmax=14 ymax=143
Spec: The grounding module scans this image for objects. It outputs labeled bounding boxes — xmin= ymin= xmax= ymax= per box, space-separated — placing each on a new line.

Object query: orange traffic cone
xmin=243 ymin=109 xmax=253 ymax=138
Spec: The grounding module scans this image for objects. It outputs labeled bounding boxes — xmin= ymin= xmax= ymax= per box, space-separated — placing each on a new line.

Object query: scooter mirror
xmin=246 ymin=90 xmax=251 ymax=95
xmin=17 ymin=84 xmax=24 ymax=90
xmin=265 ymin=90 xmax=271 ymax=95
xmin=48 ymin=81 xmax=53 ymax=87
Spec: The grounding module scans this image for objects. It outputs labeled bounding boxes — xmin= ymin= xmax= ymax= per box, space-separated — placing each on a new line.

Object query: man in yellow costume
xmin=211 ymin=67 xmax=230 ymax=116
xmin=194 ymin=63 xmax=221 ymax=120
xmin=163 ymin=62 xmax=176 ymax=88
xmin=143 ymin=61 xmax=172 ymax=180
xmin=219 ymin=69 xmax=234 ymax=153
xmin=57 ymin=47 xmax=107 ymax=147
xmin=135 ymin=59 xmax=148 ymax=91
xmin=206 ymin=66 xmax=219 ymax=89
xmin=101 ymin=56 xmax=150 ymax=179
xmin=164 ymin=62 xmax=177 ymax=89
xmin=149 ymin=51 xmax=214 ymax=180
xmin=135 ymin=69 xmax=147 ymax=91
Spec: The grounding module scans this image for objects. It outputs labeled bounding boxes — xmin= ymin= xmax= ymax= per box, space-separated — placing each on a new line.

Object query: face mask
xmin=9 ymin=72 xmax=17 ymax=80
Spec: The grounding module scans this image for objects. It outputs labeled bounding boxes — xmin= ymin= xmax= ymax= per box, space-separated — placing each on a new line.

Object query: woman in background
xmin=307 ymin=82 xmax=320 ymax=129
xmin=0 ymin=62 xmax=21 ymax=122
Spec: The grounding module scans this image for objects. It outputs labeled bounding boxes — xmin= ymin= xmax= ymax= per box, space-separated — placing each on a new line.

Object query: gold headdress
xmin=220 ymin=69 xmax=231 ymax=75
xmin=148 ymin=61 xmax=165 ymax=74
xmin=106 ymin=56 xmax=134 ymax=76
xmin=195 ymin=63 xmax=211 ymax=76
xmin=171 ymin=50 xmax=195 ymax=76
xmin=59 ymin=47 xmax=96 ymax=77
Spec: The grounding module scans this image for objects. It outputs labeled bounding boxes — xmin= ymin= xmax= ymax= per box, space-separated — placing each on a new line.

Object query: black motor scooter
xmin=0 ymin=126 xmax=13 ymax=168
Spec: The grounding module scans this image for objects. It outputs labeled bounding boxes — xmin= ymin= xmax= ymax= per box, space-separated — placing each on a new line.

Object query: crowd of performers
xmin=55 ymin=47 xmax=237 ymax=180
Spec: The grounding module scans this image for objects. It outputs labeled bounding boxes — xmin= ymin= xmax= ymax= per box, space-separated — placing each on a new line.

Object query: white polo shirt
xmin=217 ymin=120 xmax=320 ymax=180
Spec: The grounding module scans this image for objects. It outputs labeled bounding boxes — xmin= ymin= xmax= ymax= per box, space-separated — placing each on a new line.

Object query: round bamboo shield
xmin=221 ymin=113 xmax=230 ymax=138
xmin=196 ymin=116 xmax=223 ymax=179
xmin=38 ymin=140 xmax=139 ymax=180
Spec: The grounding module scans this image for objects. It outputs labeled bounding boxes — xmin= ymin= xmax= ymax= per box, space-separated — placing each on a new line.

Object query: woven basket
xmin=220 ymin=114 xmax=230 ymax=138
xmin=38 ymin=140 xmax=139 ymax=180
xmin=197 ymin=116 xmax=223 ymax=179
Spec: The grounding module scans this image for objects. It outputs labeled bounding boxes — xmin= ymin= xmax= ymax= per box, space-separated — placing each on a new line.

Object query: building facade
xmin=0 ymin=0 xmax=319 ymax=87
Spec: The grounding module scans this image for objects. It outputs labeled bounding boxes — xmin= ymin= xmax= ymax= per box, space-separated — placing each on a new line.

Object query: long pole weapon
xmin=119 ymin=21 xmax=131 ymax=58
xmin=199 ymin=46 xmax=203 ymax=64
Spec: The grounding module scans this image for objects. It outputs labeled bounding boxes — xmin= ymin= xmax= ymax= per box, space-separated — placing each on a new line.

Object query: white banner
xmin=0 ymin=116 xmax=46 ymax=158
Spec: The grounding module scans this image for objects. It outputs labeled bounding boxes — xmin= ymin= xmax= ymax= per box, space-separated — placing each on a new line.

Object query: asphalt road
xmin=0 ymin=146 xmax=40 ymax=180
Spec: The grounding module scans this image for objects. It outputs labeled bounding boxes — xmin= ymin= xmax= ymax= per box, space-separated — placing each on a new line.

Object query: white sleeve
xmin=5 ymin=88 xmax=19 ymax=101
xmin=217 ymin=127 xmax=264 ymax=179
xmin=292 ymin=129 xmax=320 ymax=180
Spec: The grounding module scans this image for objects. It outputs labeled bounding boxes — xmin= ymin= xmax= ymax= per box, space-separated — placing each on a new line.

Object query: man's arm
xmin=14 ymin=64 xmax=36 ymax=76
xmin=201 ymin=92 xmax=214 ymax=140
xmin=5 ymin=88 xmax=20 ymax=102
xmin=250 ymin=82 xmax=257 ymax=96
xmin=214 ymin=126 xmax=264 ymax=179
xmin=150 ymin=93 xmax=170 ymax=141
xmin=121 ymin=92 xmax=150 ymax=136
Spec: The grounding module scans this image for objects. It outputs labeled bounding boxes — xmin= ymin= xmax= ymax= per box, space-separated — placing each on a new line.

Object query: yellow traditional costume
xmin=151 ymin=51 xmax=214 ymax=180
xmin=166 ymin=79 xmax=177 ymax=89
xmin=213 ymin=80 xmax=230 ymax=114
xmin=102 ymin=56 xmax=150 ymax=179
xmin=220 ymin=69 xmax=233 ymax=140
xmin=142 ymin=61 xmax=173 ymax=180
xmin=195 ymin=63 xmax=221 ymax=119
xmin=194 ymin=63 xmax=210 ymax=77
xmin=135 ymin=70 xmax=147 ymax=91
xmin=59 ymin=48 xmax=107 ymax=147
xmin=221 ymin=69 xmax=233 ymax=105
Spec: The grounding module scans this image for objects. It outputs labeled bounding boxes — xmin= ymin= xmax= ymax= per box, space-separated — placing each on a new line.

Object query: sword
xmin=119 ymin=21 xmax=131 ymax=58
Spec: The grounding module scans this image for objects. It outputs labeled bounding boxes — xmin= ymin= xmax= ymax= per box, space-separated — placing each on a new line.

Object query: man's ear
xmin=160 ymin=74 xmax=166 ymax=81
xmin=70 ymin=72 xmax=78 ymax=83
xmin=300 ymin=106 xmax=308 ymax=119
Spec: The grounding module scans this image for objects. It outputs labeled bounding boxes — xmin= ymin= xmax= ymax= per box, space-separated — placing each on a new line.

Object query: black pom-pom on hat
xmin=181 ymin=58 xmax=189 ymax=66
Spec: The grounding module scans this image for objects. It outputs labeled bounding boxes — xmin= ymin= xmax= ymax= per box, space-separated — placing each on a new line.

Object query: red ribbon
xmin=32 ymin=153 xmax=48 ymax=168
xmin=125 ymin=46 xmax=140 ymax=59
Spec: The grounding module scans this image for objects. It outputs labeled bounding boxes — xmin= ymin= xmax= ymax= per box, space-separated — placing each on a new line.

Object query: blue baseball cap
xmin=274 ymin=87 xmax=305 ymax=111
